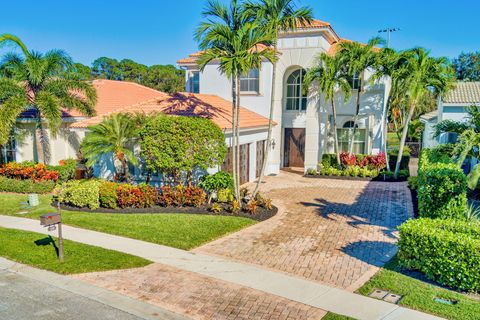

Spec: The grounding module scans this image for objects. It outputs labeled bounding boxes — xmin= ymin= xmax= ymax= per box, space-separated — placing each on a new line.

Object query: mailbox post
xmin=40 ymin=205 xmax=64 ymax=261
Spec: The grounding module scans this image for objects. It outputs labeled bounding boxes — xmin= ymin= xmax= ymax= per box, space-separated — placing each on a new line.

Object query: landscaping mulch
xmin=56 ymin=202 xmax=278 ymax=222
xmin=305 ymin=174 xmax=408 ymax=182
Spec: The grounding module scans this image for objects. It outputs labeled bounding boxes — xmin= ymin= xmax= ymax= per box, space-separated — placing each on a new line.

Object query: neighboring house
xmin=421 ymin=82 xmax=480 ymax=148
xmin=2 ymin=79 xmax=271 ymax=183
xmin=177 ymin=19 xmax=390 ymax=175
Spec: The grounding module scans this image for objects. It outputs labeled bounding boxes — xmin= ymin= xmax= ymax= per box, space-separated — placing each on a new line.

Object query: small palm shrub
xmin=246 ymin=199 xmax=258 ymax=215
xmin=209 ymin=202 xmax=222 ymax=214
xmin=230 ymin=200 xmax=240 ymax=214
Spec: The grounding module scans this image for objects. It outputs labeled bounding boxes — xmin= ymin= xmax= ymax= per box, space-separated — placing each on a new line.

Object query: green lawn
xmin=387 ymin=132 xmax=400 ymax=149
xmin=0 ymin=193 xmax=256 ymax=250
xmin=358 ymin=256 xmax=480 ymax=320
xmin=322 ymin=312 xmax=356 ymax=320
xmin=0 ymin=227 xmax=150 ymax=274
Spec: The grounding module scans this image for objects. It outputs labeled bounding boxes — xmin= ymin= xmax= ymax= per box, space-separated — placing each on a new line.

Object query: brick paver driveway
xmin=195 ymin=171 xmax=413 ymax=290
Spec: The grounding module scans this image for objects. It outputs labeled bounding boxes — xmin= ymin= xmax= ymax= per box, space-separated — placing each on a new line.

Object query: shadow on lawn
xmin=34 ymin=236 xmax=60 ymax=258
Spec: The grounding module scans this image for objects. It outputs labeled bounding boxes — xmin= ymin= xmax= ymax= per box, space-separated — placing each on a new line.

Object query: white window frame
xmin=240 ymin=69 xmax=260 ymax=94
xmin=285 ymin=69 xmax=307 ymax=111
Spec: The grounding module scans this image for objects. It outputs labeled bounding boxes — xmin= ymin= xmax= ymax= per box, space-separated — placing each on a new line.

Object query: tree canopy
xmin=452 ymin=51 xmax=480 ymax=81
xmin=138 ymin=114 xmax=227 ymax=180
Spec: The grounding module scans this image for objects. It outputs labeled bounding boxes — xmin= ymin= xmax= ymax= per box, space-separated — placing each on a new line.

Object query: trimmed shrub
xmin=0 ymin=176 xmax=55 ymax=194
xmin=99 ymin=181 xmax=119 ymax=209
xmin=321 ymin=154 xmax=338 ymax=169
xmin=183 ymin=186 xmax=206 ymax=207
xmin=56 ymin=180 xmax=100 ymax=209
xmin=217 ymin=188 xmax=234 ymax=203
xmin=388 ymin=148 xmax=410 ymax=171
xmin=158 ymin=185 xmax=189 ymax=207
xmin=48 ymin=159 xmax=77 ymax=182
xmin=199 ymin=172 xmax=234 ymax=192
xmin=418 ymin=150 xmax=467 ymax=219
xmin=398 ymin=218 xmax=480 ymax=292
xmin=116 ymin=184 xmax=158 ymax=208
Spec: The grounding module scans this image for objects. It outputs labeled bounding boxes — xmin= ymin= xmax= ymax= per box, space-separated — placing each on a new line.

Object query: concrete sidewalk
xmin=0 ymin=215 xmax=442 ymax=320
xmin=0 ymin=257 xmax=189 ymax=320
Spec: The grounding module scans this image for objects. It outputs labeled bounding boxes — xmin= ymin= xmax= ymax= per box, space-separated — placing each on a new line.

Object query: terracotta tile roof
xmin=296 ymin=19 xmax=331 ymax=29
xmin=443 ymin=82 xmax=480 ymax=104
xmin=71 ymin=91 xmax=272 ymax=130
xmin=59 ymin=79 xmax=169 ymax=118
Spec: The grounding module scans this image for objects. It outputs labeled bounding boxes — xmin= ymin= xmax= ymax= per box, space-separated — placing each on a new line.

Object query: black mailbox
xmin=40 ymin=213 xmax=61 ymax=226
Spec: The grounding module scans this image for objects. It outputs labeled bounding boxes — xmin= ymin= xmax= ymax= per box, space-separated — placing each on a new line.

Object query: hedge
xmin=0 ymin=176 xmax=55 ymax=194
xmin=418 ymin=150 xmax=467 ymax=219
xmin=398 ymin=218 xmax=480 ymax=292
xmin=56 ymin=180 xmax=100 ymax=210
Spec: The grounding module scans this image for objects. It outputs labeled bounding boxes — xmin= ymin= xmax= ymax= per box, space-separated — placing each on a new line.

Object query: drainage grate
xmin=369 ymin=289 xmax=403 ymax=304
xmin=434 ymin=297 xmax=457 ymax=305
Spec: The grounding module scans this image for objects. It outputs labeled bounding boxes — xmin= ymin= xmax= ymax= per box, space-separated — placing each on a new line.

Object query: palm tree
xmin=0 ymin=34 xmax=97 ymax=163
xmin=337 ymin=37 xmax=383 ymax=154
xmin=393 ymin=48 xmax=454 ymax=178
xmin=195 ymin=0 xmax=277 ymax=200
xmin=81 ymin=113 xmax=139 ymax=182
xmin=305 ymin=53 xmax=352 ymax=166
xmin=244 ymin=0 xmax=312 ymax=196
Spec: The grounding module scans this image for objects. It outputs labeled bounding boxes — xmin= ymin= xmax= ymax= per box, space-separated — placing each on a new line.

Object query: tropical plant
xmin=337 ymin=37 xmax=383 ymax=154
xmin=81 ymin=113 xmax=139 ymax=182
xmin=464 ymin=204 xmax=480 ymax=222
xmin=305 ymin=53 xmax=352 ymax=166
xmin=451 ymin=51 xmax=480 ymax=81
xmin=195 ymin=0 xmax=277 ymax=200
xmin=244 ymin=0 xmax=312 ymax=197
xmin=0 ymin=34 xmax=97 ymax=163
xmin=393 ymin=48 xmax=454 ymax=178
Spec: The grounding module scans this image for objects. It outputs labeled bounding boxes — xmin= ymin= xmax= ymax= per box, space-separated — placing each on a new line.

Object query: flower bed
xmin=55 ymin=173 xmax=277 ymax=221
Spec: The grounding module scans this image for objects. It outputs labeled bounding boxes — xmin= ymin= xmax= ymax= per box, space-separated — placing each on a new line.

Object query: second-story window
xmin=240 ymin=69 xmax=259 ymax=93
xmin=285 ymin=69 xmax=307 ymax=111
xmin=352 ymin=72 xmax=361 ymax=90
xmin=191 ymin=71 xmax=200 ymax=93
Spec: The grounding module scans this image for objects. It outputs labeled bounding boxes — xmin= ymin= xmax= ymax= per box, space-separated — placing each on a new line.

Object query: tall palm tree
xmin=305 ymin=53 xmax=352 ymax=166
xmin=195 ymin=0 xmax=277 ymax=200
xmin=372 ymin=47 xmax=406 ymax=170
xmin=393 ymin=48 xmax=454 ymax=177
xmin=0 ymin=34 xmax=97 ymax=163
xmin=244 ymin=0 xmax=312 ymax=196
xmin=337 ymin=37 xmax=383 ymax=154
xmin=81 ymin=113 xmax=139 ymax=182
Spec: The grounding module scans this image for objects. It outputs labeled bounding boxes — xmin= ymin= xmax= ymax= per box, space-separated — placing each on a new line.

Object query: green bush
xmin=418 ymin=154 xmax=467 ymax=219
xmin=388 ymin=147 xmax=411 ymax=171
xmin=321 ymin=154 xmax=338 ymax=169
xmin=398 ymin=218 xmax=480 ymax=292
xmin=48 ymin=159 xmax=77 ymax=182
xmin=407 ymin=176 xmax=418 ymax=191
xmin=217 ymin=188 xmax=234 ymax=203
xmin=99 ymin=181 xmax=119 ymax=209
xmin=0 ymin=176 xmax=55 ymax=194
xmin=56 ymin=180 xmax=100 ymax=210
xmin=199 ymin=171 xmax=234 ymax=192
xmin=427 ymin=144 xmax=456 ymax=163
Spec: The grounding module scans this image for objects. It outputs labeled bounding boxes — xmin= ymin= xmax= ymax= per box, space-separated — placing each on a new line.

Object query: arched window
xmin=343 ymin=121 xmax=358 ymax=129
xmin=285 ymin=69 xmax=307 ymax=111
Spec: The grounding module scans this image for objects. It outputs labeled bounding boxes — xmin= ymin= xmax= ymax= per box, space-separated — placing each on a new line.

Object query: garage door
xmin=221 ymin=144 xmax=250 ymax=185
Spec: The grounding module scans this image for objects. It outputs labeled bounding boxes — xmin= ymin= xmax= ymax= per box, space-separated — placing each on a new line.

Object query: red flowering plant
xmin=340 ymin=152 xmax=356 ymax=167
xmin=358 ymin=153 xmax=386 ymax=171
xmin=0 ymin=162 xmax=59 ymax=182
xmin=116 ymin=183 xmax=159 ymax=208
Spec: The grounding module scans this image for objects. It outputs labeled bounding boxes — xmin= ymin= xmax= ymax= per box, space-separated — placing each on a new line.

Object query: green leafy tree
xmin=244 ymin=0 xmax=312 ymax=197
xmin=143 ymin=65 xmax=185 ymax=93
xmin=118 ymin=59 xmax=148 ymax=82
xmin=452 ymin=51 xmax=480 ymax=81
xmin=305 ymin=53 xmax=352 ymax=166
xmin=195 ymin=0 xmax=277 ymax=200
xmin=337 ymin=37 xmax=383 ymax=154
xmin=72 ymin=62 xmax=93 ymax=80
xmin=394 ymin=48 xmax=454 ymax=178
xmin=81 ymin=113 xmax=139 ymax=182
xmin=92 ymin=57 xmax=121 ymax=79
xmin=138 ymin=114 xmax=227 ymax=184
xmin=0 ymin=34 xmax=97 ymax=163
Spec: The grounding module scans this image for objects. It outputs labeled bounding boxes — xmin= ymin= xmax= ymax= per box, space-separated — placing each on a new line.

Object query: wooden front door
xmin=284 ymin=128 xmax=305 ymax=167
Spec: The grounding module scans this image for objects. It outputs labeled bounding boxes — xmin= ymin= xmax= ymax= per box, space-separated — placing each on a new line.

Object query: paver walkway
xmin=197 ymin=172 xmax=412 ymax=290
xmin=0 ymin=214 xmax=439 ymax=320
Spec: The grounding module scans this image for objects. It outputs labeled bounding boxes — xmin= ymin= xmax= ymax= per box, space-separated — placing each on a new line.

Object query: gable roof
xmin=70 ymin=91 xmax=272 ymax=131
xmin=443 ymin=82 xmax=480 ymax=104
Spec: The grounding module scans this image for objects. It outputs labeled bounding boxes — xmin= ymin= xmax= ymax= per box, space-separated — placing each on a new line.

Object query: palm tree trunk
xmin=395 ymin=102 xmax=416 ymax=178
xmin=383 ymin=93 xmax=392 ymax=171
xmin=235 ymin=74 xmax=241 ymax=201
xmin=253 ymin=39 xmax=277 ymax=197
xmin=231 ymin=75 xmax=239 ymax=200
xmin=35 ymin=116 xmax=46 ymax=164
xmin=332 ymin=99 xmax=341 ymax=166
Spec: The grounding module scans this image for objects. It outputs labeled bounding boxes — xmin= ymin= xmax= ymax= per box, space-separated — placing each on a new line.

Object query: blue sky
xmin=1 ymin=0 xmax=479 ymax=66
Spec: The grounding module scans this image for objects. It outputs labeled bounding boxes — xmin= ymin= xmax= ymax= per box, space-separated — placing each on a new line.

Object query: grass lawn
xmin=387 ymin=132 xmax=400 ymax=149
xmin=0 ymin=227 xmax=150 ymax=274
xmin=358 ymin=256 xmax=480 ymax=320
xmin=0 ymin=193 xmax=256 ymax=250
xmin=322 ymin=312 xmax=355 ymax=320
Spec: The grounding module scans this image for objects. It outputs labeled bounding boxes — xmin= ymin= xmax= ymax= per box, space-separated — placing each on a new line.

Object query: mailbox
xmin=40 ymin=213 xmax=61 ymax=226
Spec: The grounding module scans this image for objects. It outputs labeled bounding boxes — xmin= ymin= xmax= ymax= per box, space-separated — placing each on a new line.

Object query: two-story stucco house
xmin=177 ymin=19 xmax=389 ymax=179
